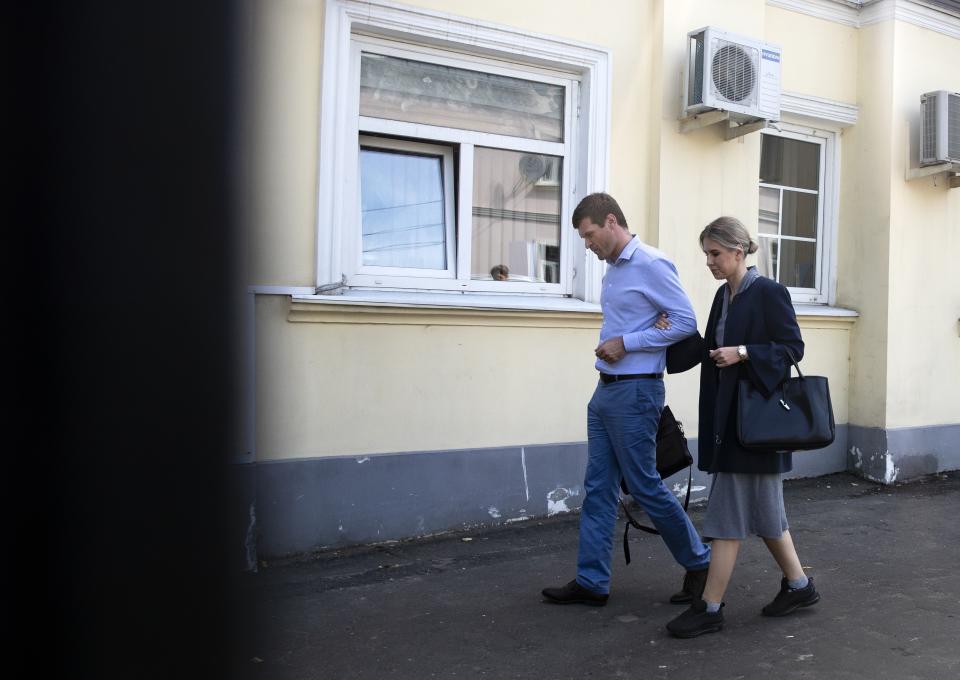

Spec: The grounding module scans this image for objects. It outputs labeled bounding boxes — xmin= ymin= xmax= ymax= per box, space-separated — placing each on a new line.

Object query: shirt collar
xmin=612 ymin=235 xmax=639 ymax=264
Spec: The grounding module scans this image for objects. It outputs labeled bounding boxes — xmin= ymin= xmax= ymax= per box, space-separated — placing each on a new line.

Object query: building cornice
xmin=767 ymin=0 xmax=960 ymax=39
xmin=781 ymin=91 xmax=859 ymax=125
xmin=768 ymin=0 xmax=861 ymax=26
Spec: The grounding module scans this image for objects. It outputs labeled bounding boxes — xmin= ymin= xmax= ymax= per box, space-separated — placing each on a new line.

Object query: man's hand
xmin=595 ymin=336 xmax=627 ymax=363
xmin=708 ymin=346 xmax=742 ymax=368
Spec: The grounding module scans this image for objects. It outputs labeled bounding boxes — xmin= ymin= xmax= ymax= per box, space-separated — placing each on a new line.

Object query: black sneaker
xmin=762 ymin=577 xmax=820 ymax=617
xmin=541 ymin=579 xmax=609 ymax=606
xmin=666 ymin=599 xmax=724 ymax=638
xmin=669 ymin=568 xmax=709 ymax=604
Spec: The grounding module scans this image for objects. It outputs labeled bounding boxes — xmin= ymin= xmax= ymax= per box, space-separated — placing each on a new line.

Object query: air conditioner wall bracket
xmin=905 ymin=162 xmax=958 ymax=181
xmin=678 ymin=110 xmax=729 ymax=133
xmin=725 ymin=118 xmax=767 ymax=141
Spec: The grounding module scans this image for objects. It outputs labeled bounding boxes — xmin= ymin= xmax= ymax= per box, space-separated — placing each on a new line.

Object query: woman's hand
xmin=709 ymin=346 xmax=742 ymax=368
xmin=654 ymin=313 xmax=671 ymax=330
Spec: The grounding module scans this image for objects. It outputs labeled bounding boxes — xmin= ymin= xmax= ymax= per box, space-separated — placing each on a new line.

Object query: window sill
xmin=288 ymin=289 xmax=602 ymax=328
xmin=794 ymin=303 xmax=858 ymax=329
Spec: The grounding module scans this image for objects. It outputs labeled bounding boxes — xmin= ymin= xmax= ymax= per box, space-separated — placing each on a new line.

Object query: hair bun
xmin=747 ymin=240 xmax=759 ymax=254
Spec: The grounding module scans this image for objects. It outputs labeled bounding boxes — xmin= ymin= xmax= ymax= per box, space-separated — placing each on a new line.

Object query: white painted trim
xmin=767 ymin=0 xmax=860 ymax=27
xmin=317 ymin=0 xmax=611 ymax=303
xmin=248 ymin=285 xmax=318 ymax=295
xmin=292 ymin=289 xmax=601 ymax=313
xmin=793 ymin=303 xmax=859 ymax=317
xmin=355 ymin=136 xmax=457 ymax=280
xmin=357 ymin=117 xmax=567 ymax=155
xmin=780 ymin=91 xmax=858 ymax=126
xmin=758 ymin=124 xmax=838 ymax=305
xmin=767 ymin=0 xmax=960 ymax=39
xmin=861 ymin=0 xmax=960 ymax=38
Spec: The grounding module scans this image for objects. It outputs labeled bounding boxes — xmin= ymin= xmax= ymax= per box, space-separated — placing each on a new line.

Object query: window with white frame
xmin=757 ymin=125 xmax=836 ymax=304
xmin=349 ymin=41 xmax=575 ymax=293
xmin=316 ymin=0 xmax=610 ymax=304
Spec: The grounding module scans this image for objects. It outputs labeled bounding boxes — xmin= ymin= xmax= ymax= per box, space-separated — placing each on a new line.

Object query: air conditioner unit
xmin=920 ymin=90 xmax=960 ymax=166
xmin=683 ymin=26 xmax=781 ymax=122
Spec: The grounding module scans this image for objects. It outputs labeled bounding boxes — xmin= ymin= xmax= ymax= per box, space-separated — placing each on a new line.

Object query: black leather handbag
xmin=619 ymin=405 xmax=694 ymax=564
xmin=666 ymin=331 xmax=704 ymax=374
xmin=737 ymin=349 xmax=835 ymax=452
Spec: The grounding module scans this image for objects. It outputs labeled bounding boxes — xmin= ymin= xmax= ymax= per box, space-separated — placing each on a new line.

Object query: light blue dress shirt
xmin=596 ymin=236 xmax=698 ymax=374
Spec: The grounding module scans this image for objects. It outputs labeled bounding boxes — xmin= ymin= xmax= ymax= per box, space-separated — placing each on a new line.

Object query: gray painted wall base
xmin=248 ymin=424 xmax=850 ymax=558
xmin=848 ymin=423 xmax=960 ymax=484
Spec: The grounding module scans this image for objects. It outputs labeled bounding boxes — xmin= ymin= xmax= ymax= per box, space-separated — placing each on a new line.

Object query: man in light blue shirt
xmin=543 ymin=193 xmax=711 ymax=607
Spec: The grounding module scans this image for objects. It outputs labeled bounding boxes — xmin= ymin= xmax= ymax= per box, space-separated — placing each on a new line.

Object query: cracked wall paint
xmin=884 ymin=454 xmax=899 ymax=484
xmin=547 ymin=486 xmax=580 ymax=516
xmin=850 ymin=445 xmax=863 ymax=469
xmin=850 ymin=444 xmax=900 ymax=484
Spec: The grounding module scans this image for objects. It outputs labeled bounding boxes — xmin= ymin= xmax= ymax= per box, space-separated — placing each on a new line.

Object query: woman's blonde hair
xmin=699 ymin=216 xmax=758 ymax=255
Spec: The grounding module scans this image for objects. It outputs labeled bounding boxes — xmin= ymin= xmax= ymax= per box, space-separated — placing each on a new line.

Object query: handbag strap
xmin=620 ymin=464 xmax=693 ymax=565
xmin=783 ymin=346 xmax=804 ymax=379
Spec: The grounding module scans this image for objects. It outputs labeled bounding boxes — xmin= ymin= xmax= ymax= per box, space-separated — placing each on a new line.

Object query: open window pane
xmin=360 ymin=148 xmax=448 ymax=269
xmin=471 ymin=148 xmax=561 ymax=283
xmin=781 ymin=190 xmax=818 ymax=239
xmin=758 ymin=186 xmax=779 ymax=235
xmin=360 ymin=53 xmax=564 ymax=142
xmin=778 ymin=239 xmax=817 ymax=289
xmin=757 ymin=235 xmax=778 ymax=280
xmin=760 ymin=135 xmax=820 ymax=190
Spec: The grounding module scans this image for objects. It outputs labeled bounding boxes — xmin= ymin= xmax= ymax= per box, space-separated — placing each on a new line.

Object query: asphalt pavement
xmin=235 ymin=471 xmax=960 ymax=680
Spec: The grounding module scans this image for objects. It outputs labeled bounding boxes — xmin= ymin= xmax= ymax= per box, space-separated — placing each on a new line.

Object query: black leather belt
xmin=599 ymin=372 xmax=663 ymax=383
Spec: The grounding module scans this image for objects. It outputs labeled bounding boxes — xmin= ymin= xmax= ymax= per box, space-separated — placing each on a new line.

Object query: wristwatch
xmin=737 ymin=345 xmax=748 ymax=362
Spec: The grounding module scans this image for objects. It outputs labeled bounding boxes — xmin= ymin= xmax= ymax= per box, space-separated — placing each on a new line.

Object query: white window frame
xmin=356 ymin=135 xmax=457 ymax=279
xmin=758 ymin=123 xmax=838 ymax=305
xmin=348 ymin=38 xmax=575 ymax=295
xmin=316 ymin=0 xmax=611 ymax=305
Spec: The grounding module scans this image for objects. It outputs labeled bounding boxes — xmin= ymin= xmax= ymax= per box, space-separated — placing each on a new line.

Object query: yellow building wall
xmin=765 ymin=6 xmax=858 ymax=101
xmin=886 ymin=21 xmax=960 ymax=428
xmin=256 ymin=295 xmax=603 ymax=459
xmin=836 ymin=21 xmax=895 ymax=429
xmin=248 ymin=0 xmax=858 ymax=462
xmin=246 ymin=0 xmax=325 ymax=288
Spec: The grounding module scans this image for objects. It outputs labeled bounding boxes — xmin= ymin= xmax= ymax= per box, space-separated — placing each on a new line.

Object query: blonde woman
xmin=665 ymin=216 xmax=820 ymax=638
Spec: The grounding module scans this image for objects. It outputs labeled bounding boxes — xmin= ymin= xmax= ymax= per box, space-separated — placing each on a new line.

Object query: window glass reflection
xmin=360 ymin=148 xmax=447 ymax=269
xmin=471 ymin=148 xmax=561 ymax=283
xmin=360 ymin=54 xmax=565 ymax=142
xmin=760 ymin=135 xmax=820 ymax=190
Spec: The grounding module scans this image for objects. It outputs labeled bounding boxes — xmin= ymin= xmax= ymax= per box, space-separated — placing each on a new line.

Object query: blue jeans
xmin=576 ymin=378 xmax=711 ymax=594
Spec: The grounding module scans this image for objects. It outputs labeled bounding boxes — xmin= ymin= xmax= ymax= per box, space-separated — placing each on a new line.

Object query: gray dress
xmin=701 ymin=269 xmax=789 ymax=540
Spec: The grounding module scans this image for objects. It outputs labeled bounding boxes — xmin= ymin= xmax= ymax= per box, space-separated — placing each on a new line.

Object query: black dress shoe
xmin=666 ymin=599 xmax=724 ymax=638
xmin=762 ymin=577 xmax=820 ymax=617
xmin=669 ymin=568 xmax=709 ymax=604
xmin=541 ymin=579 xmax=609 ymax=606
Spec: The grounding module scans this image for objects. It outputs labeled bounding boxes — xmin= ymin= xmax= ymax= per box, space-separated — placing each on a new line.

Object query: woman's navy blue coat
xmin=697 ymin=275 xmax=804 ymax=474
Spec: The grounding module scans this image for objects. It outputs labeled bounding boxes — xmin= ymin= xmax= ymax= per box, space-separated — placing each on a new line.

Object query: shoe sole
xmin=762 ymin=592 xmax=820 ymax=617
xmin=668 ymin=622 xmax=723 ymax=638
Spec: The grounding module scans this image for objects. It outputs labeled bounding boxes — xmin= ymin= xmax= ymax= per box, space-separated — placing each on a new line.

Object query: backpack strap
xmin=620 ymin=465 xmax=692 ymax=565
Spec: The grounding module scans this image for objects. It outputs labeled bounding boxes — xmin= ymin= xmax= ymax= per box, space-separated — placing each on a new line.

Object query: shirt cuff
xmin=622 ymin=332 xmax=643 ymax=352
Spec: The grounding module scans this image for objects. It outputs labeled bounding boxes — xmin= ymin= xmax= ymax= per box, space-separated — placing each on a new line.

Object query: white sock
xmin=705 ymin=601 xmax=722 ymax=613
xmin=788 ymin=575 xmax=809 ymax=590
